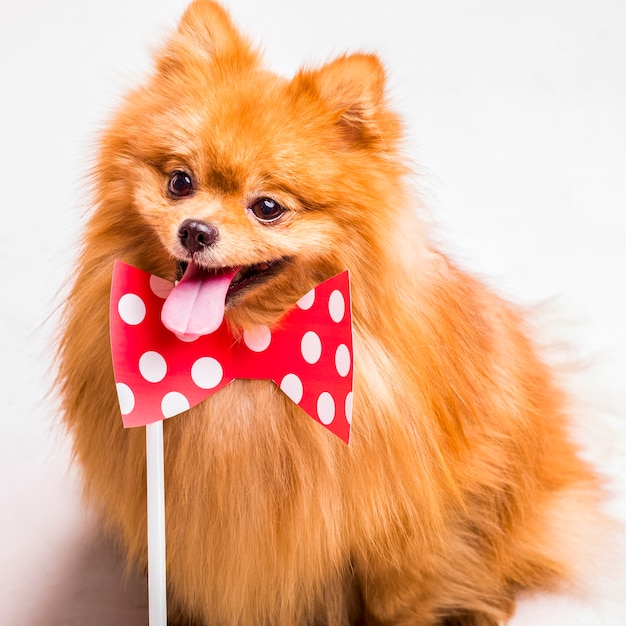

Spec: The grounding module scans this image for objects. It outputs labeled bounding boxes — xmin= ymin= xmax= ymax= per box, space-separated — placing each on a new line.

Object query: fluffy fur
xmin=58 ymin=2 xmax=604 ymax=624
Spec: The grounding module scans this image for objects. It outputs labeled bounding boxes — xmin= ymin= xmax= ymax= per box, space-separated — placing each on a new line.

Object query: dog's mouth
xmin=225 ymin=260 xmax=286 ymax=297
xmin=161 ymin=258 xmax=287 ymax=340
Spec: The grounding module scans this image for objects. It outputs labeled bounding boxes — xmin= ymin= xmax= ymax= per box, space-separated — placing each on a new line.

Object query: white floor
xmin=1 ymin=1 xmax=624 ymax=624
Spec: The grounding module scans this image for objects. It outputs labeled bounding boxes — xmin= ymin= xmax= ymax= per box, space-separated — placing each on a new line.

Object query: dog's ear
xmin=294 ymin=54 xmax=389 ymax=148
xmin=158 ymin=0 xmax=257 ymax=74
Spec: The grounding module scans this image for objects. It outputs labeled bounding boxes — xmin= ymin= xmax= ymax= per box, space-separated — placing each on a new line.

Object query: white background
xmin=1 ymin=1 xmax=625 ymax=624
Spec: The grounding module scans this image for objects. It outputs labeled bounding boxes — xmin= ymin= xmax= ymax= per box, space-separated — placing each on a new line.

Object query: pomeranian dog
xmin=58 ymin=2 xmax=605 ymax=624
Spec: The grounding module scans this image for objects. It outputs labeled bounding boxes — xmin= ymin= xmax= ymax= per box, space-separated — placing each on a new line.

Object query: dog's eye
xmin=168 ymin=170 xmax=194 ymax=198
xmin=249 ymin=198 xmax=286 ymax=223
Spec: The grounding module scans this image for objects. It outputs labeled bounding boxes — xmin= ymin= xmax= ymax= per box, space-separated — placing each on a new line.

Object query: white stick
xmin=146 ymin=420 xmax=168 ymax=626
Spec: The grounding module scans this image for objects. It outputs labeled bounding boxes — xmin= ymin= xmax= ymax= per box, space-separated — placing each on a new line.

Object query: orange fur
xmin=57 ymin=2 xmax=605 ymax=624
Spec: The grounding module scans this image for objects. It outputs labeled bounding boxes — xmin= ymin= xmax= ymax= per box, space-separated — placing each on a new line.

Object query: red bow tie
xmin=109 ymin=261 xmax=353 ymax=443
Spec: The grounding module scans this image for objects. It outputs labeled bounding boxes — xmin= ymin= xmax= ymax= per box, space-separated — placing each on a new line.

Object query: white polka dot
xmin=139 ymin=351 xmax=167 ymax=383
xmin=328 ymin=290 xmax=345 ymax=323
xmin=118 ymin=293 xmax=146 ymax=325
xmin=161 ymin=391 xmax=190 ymax=418
xmin=301 ymin=331 xmax=322 ymax=364
xmin=116 ymin=383 xmax=135 ymax=415
xmin=191 ymin=357 xmax=223 ymax=389
xmin=345 ymin=392 xmax=353 ymax=424
xmin=150 ymin=274 xmax=174 ymax=299
xmin=243 ymin=325 xmax=272 ymax=352
xmin=280 ymin=373 xmax=304 ymax=404
xmin=297 ymin=288 xmax=315 ymax=310
xmin=335 ymin=344 xmax=351 ymax=377
xmin=317 ymin=392 xmax=335 ymax=425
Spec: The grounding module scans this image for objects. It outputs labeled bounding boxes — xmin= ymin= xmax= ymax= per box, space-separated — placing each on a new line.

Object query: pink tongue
xmin=161 ymin=262 xmax=241 ymax=339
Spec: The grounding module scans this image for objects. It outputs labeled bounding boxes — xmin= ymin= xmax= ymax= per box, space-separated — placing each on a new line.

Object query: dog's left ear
xmin=294 ymin=53 xmax=388 ymax=148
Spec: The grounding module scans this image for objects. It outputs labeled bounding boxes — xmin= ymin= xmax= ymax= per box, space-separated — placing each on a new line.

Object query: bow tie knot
xmin=110 ymin=261 xmax=353 ymax=442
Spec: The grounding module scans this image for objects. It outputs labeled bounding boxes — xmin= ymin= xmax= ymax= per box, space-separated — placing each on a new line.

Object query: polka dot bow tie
xmin=110 ymin=260 xmax=354 ymax=443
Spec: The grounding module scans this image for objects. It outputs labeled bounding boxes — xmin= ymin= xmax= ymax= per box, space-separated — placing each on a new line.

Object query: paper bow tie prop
xmin=110 ymin=260 xmax=353 ymax=443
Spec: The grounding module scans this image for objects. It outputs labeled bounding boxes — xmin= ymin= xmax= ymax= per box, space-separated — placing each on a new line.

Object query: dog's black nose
xmin=177 ymin=219 xmax=219 ymax=254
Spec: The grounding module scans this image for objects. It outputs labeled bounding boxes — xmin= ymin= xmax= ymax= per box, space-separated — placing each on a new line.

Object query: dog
xmin=57 ymin=2 xmax=605 ymax=624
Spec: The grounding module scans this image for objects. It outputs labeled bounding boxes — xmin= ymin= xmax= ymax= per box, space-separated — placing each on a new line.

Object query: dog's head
xmin=92 ymin=0 xmax=409 ymax=333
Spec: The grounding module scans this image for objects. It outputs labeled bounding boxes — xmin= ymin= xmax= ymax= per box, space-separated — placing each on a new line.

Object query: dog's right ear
xmin=158 ymin=0 xmax=258 ymax=75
